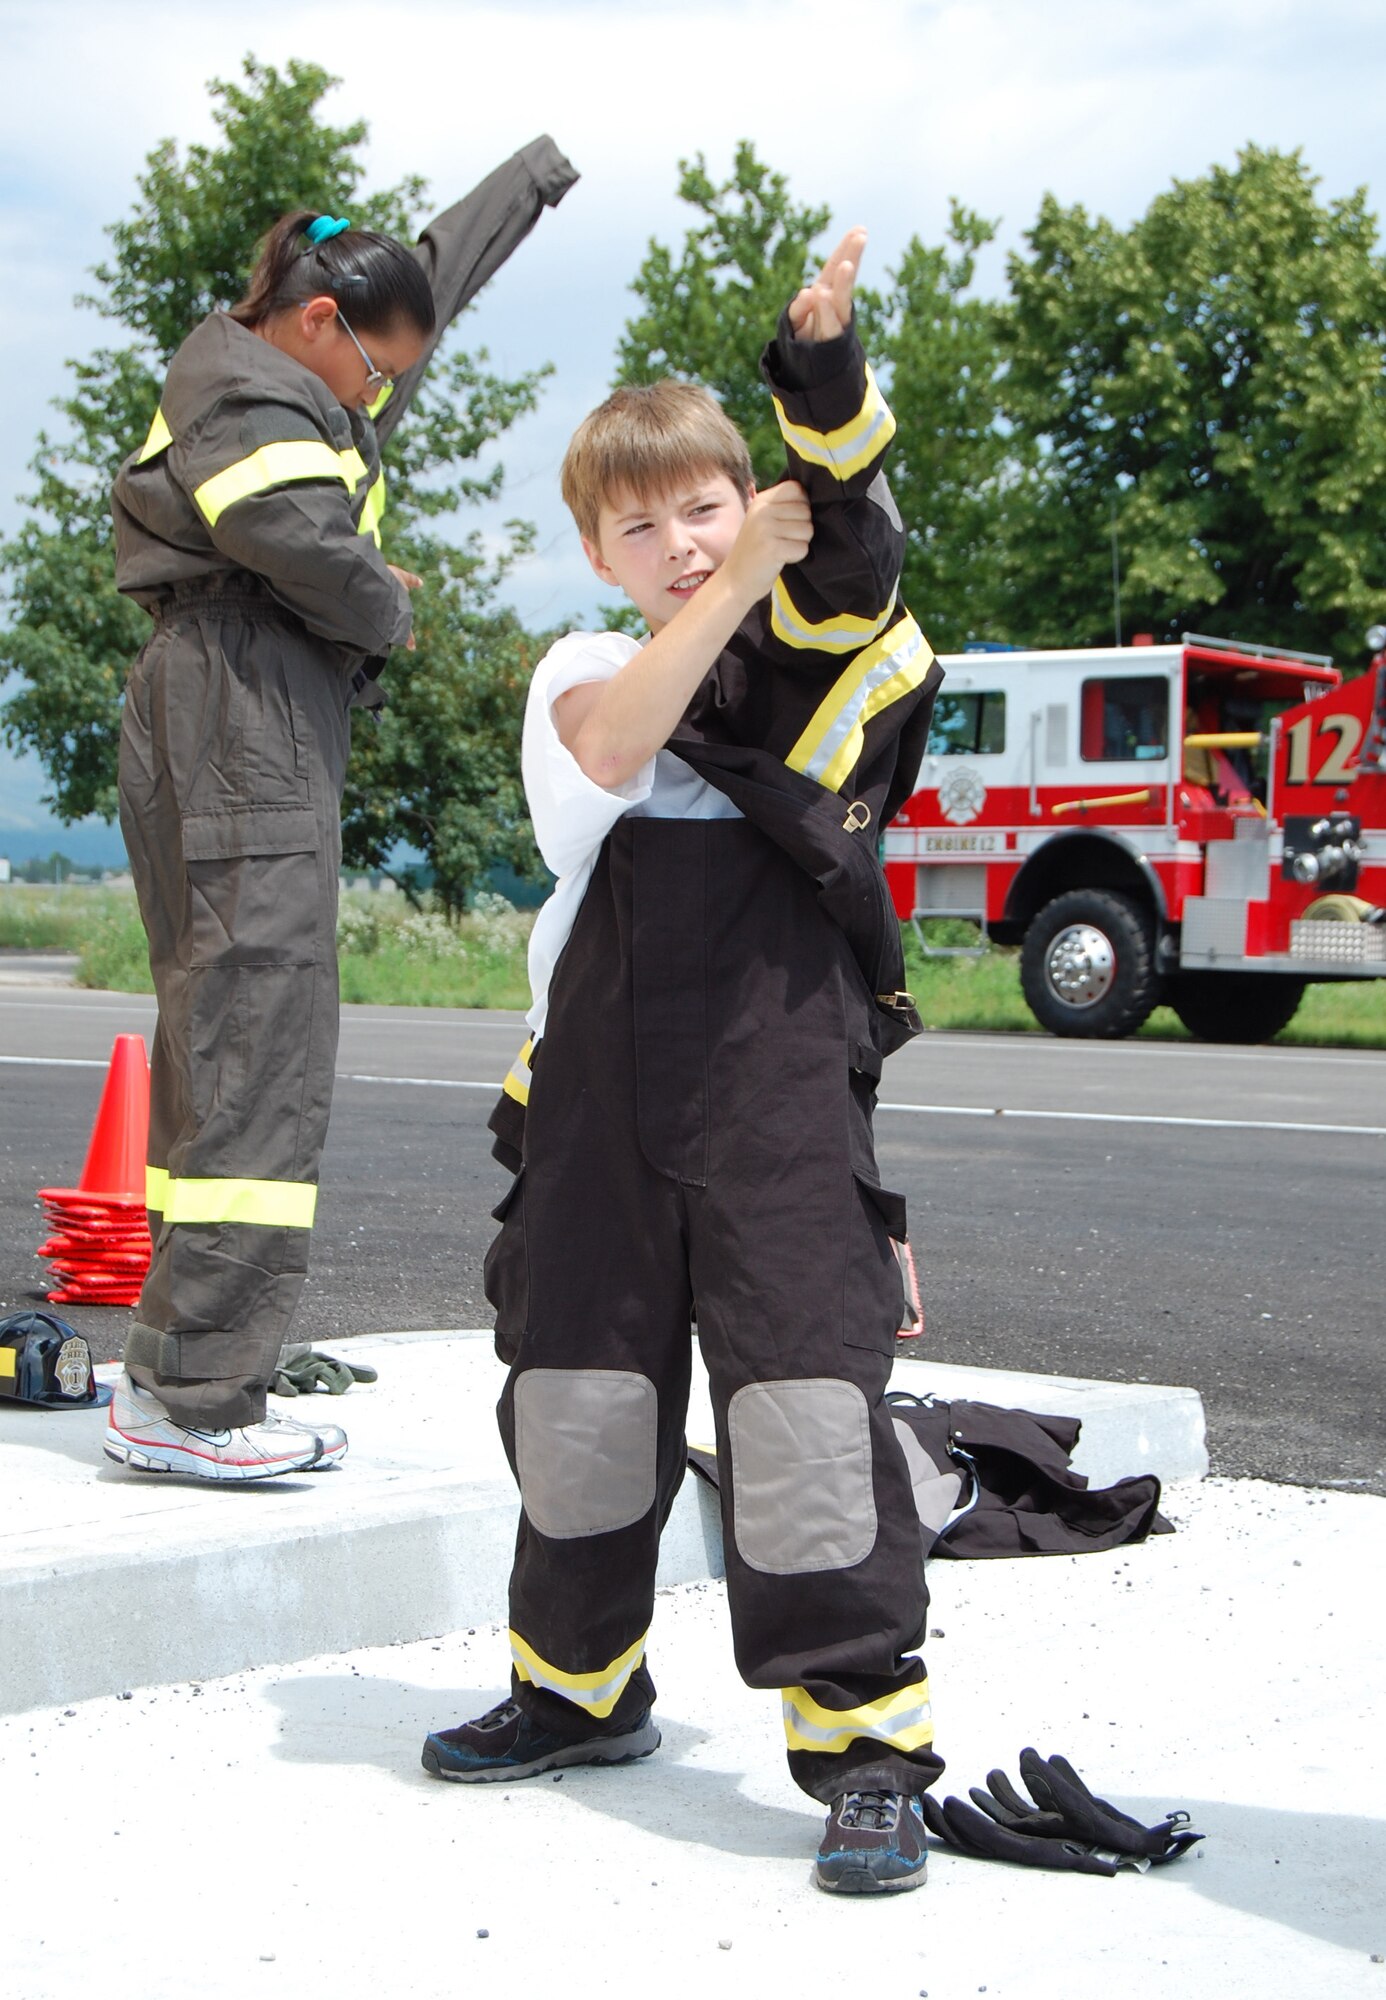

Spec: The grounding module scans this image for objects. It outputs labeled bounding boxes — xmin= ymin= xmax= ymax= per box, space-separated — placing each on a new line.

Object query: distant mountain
xmin=0 ymin=744 xmax=128 ymax=869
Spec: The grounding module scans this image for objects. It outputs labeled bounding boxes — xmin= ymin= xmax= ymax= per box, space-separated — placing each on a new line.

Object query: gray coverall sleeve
xmin=373 ymin=135 xmax=579 ymax=447
xmin=175 ymin=394 xmax=413 ymax=658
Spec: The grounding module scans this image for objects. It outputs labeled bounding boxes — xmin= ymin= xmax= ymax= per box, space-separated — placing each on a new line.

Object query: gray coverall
xmin=111 ymin=138 xmax=577 ymax=1428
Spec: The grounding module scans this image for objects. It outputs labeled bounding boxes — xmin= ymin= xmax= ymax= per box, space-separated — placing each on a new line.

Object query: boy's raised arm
xmin=761 ymin=228 xmax=906 ymax=654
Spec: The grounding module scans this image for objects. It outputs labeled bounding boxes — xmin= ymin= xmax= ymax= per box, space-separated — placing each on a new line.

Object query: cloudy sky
xmin=2 ymin=0 xmax=1384 ymax=852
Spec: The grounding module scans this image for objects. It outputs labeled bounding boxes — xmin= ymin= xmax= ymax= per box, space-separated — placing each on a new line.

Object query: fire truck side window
xmin=1079 ymin=676 xmax=1168 ymax=762
xmin=926 ymin=691 xmax=1006 ymax=755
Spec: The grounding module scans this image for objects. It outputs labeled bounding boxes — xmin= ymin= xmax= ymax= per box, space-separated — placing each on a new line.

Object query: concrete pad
xmin=1 ymin=1330 xmax=1204 ymax=1715
xmin=4 ymin=1478 xmax=1383 ymax=2000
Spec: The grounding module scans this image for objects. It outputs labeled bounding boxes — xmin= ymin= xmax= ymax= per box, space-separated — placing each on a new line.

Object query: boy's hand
xmin=722 ymin=482 xmax=813 ymax=603
xmin=787 ymin=226 xmax=867 ymax=343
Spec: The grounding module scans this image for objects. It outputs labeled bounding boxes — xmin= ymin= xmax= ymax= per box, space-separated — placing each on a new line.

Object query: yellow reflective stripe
xmin=161 ymin=1177 xmax=318 ymax=1229
xmin=782 ymin=1679 xmax=933 ymax=1756
xmin=0 ymin=1347 xmax=16 ymax=1380
xmin=510 ymin=1628 xmax=647 ymax=1720
xmin=137 ymin=407 xmax=173 ymax=464
xmin=145 ymin=1165 xmax=169 ymax=1213
xmin=772 ymin=365 xmax=896 ymax=482
xmin=193 ymin=442 xmax=368 ymax=528
xmin=502 ymin=1037 xmax=534 ymax=1108
xmin=787 ymin=615 xmax=933 ymax=793
xmin=770 ymin=576 xmax=899 ymax=655
xmin=367 ymin=382 xmax=395 ymax=420
xmin=357 ymin=471 xmax=387 ymax=548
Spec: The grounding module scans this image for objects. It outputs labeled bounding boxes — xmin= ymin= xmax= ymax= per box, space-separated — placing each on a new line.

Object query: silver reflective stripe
xmin=514 ymin=1368 xmax=658 ymax=1540
xmin=799 ymin=621 xmax=926 ymax=789
xmin=728 ymin=1378 xmax=877 ymax=1575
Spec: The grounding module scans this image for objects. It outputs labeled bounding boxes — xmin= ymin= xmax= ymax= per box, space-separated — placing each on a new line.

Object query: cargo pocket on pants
xmin=484 ymin=1167 xmax=530 ymax=1364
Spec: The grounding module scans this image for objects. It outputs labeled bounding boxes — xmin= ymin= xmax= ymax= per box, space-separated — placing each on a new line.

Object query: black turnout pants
xmin=118 ymin=585 xmax=349 ymax=1429
xmin=488 ymin=818 xmax=941 ymax=1804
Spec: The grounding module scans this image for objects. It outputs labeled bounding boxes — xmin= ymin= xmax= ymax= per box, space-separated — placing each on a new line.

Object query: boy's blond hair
xmin=561 ymin=380 xmax=754 ymax=541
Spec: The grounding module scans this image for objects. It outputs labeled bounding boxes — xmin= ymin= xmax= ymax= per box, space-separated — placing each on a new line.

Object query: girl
xmin=105 ymin=138 xmax=576 ymax=1481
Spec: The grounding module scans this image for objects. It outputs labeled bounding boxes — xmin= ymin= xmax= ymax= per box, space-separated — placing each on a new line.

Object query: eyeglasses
xmin=336 ymin=308 xmax=393 ymax=396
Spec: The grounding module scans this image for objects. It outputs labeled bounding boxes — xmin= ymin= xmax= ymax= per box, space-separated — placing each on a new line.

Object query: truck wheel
xmin=1166 ymin=972 xmax=1306 ymax=1044
xmin=1020 ymin=889 xmax=1162 ymax=1038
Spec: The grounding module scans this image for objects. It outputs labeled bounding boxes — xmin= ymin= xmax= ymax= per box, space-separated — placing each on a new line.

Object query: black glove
xmin=921 ymin=1749 xmax=1203 ymax=1875
xmin=272 ymin=1343 xmax=379 ymax=1397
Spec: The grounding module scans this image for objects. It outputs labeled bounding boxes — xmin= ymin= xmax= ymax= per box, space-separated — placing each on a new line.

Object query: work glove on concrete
xmin=272 ymin=1343 xmax=379 ymax=1397
xmin=921 ymin=1749 xmax=1203 ymax=1876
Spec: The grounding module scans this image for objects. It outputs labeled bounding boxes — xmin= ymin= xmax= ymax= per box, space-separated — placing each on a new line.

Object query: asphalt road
xmin=1 ymin=978 xmax=1382 ymax=1492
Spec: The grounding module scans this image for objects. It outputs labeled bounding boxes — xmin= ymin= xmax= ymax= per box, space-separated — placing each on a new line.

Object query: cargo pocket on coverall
xmin=844 ymin=1043 xmax=907 ymax=1356
xmin=484 ymin=1168 xmax=530 ymax=1364
xmin=182 ymin=807 xmax=321 ymax=969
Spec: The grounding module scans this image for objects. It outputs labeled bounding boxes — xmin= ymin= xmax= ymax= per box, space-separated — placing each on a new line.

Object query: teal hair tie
xmin=304 ymin=215 xmax=350 ymax=245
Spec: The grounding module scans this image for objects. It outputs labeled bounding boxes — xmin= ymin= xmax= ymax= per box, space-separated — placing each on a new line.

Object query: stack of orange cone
xmin=37 ymin=1034 xmax=153 ymax=1307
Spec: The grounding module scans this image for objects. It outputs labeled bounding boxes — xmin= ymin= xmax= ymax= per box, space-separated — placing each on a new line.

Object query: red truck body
xmin=884 ymin=635 xmax=1386 ymax=1038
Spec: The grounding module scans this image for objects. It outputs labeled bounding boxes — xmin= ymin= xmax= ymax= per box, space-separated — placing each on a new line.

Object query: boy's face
xmin=582 ymin=472 xmax=750 ymax=634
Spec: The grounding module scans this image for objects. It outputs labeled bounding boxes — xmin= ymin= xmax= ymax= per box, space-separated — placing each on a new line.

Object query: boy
xmin=424 ymin=231 xmax=946 ymax=1896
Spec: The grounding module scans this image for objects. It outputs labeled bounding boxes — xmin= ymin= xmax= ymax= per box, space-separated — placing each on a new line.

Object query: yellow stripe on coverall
xmin=786 ymin=615 xmax=933 ymax=793
xmin=137 ymin=407 xmax=173 ymax=463
xmin=502 ymin=1038 xmax=535 ymax=1107
xmin=357 ymin=471 xmax=387 ymax=548
xmin=782 ymin=1679 xmax=933 ymax=1756
xmin=770 ymin=576 xmax=899 ymax=655
xmin=771 ymin=365 xmax=896 ymax=482
xmin=193 ymin=442 xmax=368 ymax=528
xmin=510 ymin=1628 xmax=648 ymax=1720
xmin=159 ymin=1177 xmax=318 ymax=1230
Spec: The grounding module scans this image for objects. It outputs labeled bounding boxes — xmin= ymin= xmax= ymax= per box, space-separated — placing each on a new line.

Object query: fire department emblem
xmin=938 ymin=765 xmax=987 ymax=826
xmin=54 ymin=1336 xmax=92 ymax=1400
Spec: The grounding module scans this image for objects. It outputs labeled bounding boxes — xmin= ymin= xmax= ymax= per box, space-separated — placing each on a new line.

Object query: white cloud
xmin=3 ymin=0 xmax=1384 ymax=642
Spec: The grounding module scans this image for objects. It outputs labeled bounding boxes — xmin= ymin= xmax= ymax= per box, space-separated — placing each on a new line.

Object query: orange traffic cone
xmin=36 ymin=1034 xmax=153 ymax=1308
xmin=77 ymin=1033 xmax=149 ymax=1200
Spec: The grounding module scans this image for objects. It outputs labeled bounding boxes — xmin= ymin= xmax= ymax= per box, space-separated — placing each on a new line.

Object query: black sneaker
xmin=421 ymin=1699 xmax=660 ymax=1784
xmin=815 ymin=1789 xmax=930 ymax=1894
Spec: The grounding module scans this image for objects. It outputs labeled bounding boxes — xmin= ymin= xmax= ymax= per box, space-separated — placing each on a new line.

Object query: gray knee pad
xmin=513 ymin=1368 xmax=658 ymax=1539
xmin=728 ymin=1378 xmax=877 ymax=1574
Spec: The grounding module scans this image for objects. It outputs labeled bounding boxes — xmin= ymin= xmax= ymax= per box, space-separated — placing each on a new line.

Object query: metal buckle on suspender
xmin=843 ymin=800 xmax=873 ymax=833
xmin=876 ymin=990 xmax=916 ymax=1012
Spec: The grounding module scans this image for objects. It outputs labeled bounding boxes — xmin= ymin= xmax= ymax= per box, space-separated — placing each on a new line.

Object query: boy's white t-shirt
xmin=522 ymin=629 xmax=742 ymax=1038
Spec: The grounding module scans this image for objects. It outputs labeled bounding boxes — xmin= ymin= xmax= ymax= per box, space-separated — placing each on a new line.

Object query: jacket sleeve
xmin=372 ymin=136 xmax=579 ymax=447
xmin=756 ymin=313 xmax=937 ymax=801
xmin=175 ymin=393 xmax=412 ymax=657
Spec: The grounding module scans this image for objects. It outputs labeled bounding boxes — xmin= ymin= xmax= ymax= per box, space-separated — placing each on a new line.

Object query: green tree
xmin=1 ymin=55 xmax=549 ymax=906
xmin=997 ymin=146 xmax=1386 ymax=661
xmin=616 ymin=144 xmax=830 ymax=481
xmin=863 ymin=204 xmax=1010 ymax=651
xmin=615 ymin=147 xmax=1011 ymax=650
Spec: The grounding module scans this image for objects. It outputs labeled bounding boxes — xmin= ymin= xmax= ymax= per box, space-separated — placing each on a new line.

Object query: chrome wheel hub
xmin=1045 ymin=924 xmax=1116 ymax=1008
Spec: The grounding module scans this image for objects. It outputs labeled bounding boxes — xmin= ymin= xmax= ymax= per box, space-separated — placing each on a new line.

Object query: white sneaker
xmin=103 ymin=1374 xmax=347 ymax=1480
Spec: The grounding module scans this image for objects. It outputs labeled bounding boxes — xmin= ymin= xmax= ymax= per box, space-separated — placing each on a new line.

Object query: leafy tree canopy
xmin=1 ymin=56 xmax=550 ymax=909
xmin=999 ymin=145 xmax=1386 ymax=661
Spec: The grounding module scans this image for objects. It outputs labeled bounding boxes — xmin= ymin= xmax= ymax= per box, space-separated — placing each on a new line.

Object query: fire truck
xmin=884 ymin=633 xmax=1386 ymax=1040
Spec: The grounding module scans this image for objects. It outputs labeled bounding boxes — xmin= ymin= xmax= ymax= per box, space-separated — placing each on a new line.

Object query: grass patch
xmin=334 ymin=891 xmax=531 ymax=1009
xmin=6 ymin=882 xmax=1382 ymax=1046
xmin=902 ymin=920 xmax=1385 ymax=1047
xmin=0 ymin=883 xmax=111 ymax=951
xmin=77 ymin=894 xmax=155 ymax=993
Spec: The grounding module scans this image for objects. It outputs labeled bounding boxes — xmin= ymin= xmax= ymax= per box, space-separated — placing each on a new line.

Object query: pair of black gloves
xmin=922 ymin=1749 xmax=1203 ymax=1876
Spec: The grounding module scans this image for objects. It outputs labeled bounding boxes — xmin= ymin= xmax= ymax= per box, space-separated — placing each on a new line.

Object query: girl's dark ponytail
xmin=229 ymin=211 xmax=435 ymax=337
